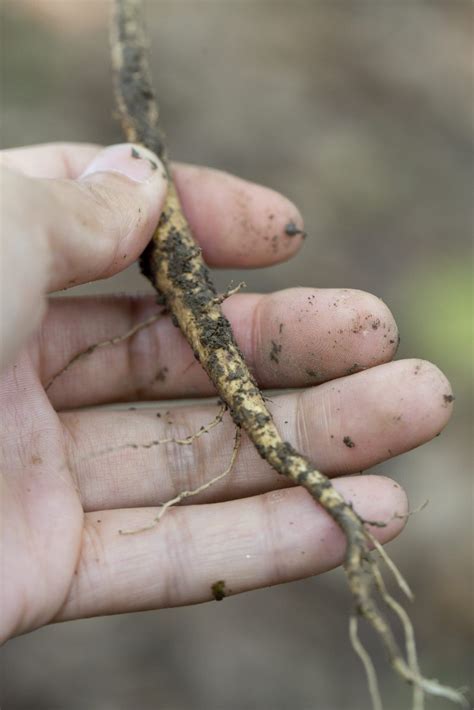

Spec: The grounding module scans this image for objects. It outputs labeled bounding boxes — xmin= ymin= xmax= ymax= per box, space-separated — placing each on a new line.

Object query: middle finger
xmin=42 ymin=287 xmax=398 ymax=408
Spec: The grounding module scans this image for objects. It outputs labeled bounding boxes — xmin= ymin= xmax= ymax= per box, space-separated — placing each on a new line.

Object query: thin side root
xmin=345 ymin=531 xmax=469 ymax=709
xmin=45 ymin=311 xmax=162 ymax=391
xmin=349 ymin=615 xmax=384 ymax=710
xmin=80 ymin=403 xmax=226 ymax=463
xmin=366 ymin=529 xmax=414 ymax=601
xmin=119 ymin=426 xmax=241 ymax=535
xmin=210 ymin=281 xmax=247 ymax=306
xmin=361 ymin=541 xmax=470 ymax=709
xmin=371 ymin=560 xmax=424 ymax=710
xmin=373 ymin=560 xmax=470 ymax=708
xmin=362 ymin=499 xmax=429 ymax=530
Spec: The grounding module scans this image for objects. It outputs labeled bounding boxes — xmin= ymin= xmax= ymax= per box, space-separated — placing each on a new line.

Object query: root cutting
xmin=109 ymin=1 xmax=468 ymax=707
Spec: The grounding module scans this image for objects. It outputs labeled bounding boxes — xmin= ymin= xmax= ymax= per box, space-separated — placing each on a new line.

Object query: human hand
xmin=0 ymin=142 xmax=454 ymax=643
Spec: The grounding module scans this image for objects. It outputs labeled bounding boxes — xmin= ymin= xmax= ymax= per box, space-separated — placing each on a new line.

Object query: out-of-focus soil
xmin=1 ymin=2 xmax=472 ymax=708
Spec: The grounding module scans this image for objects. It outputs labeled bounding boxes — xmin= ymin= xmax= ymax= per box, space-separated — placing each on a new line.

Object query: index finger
xmin=1 ymin=143 xmax=305 ymax=269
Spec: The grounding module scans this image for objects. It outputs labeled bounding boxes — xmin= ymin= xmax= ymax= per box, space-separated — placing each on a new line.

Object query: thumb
xmin=0 ymin=143 xmax=166 ymax=371
xmin=44 ymin=143 xmax=168 ymax=291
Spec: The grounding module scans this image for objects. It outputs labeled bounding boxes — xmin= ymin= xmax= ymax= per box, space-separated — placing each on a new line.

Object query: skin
xmin=0 ymin=142 xmax=453 ymax=643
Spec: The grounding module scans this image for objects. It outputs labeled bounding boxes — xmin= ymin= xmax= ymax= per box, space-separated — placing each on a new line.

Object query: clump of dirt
xmin=211 ymin=580 xmax=227 ymax=601
xmin=284 ymin=221 xmax=306 ymax=238
xmin=346 ymin=363 xmax=362 ymax=375
xmin=153 ymin=366 xmax=168 ymax=382
xmin=270 ymin=340 xmax=282 ymax=364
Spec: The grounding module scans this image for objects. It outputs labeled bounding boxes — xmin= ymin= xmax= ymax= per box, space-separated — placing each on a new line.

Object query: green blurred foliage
xmin=404 ymin=260 xmax=473 ymax=379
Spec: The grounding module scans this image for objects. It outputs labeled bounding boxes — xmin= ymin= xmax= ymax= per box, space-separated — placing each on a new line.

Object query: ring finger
xmin=61 ymin=358 xmax=453 ymax=512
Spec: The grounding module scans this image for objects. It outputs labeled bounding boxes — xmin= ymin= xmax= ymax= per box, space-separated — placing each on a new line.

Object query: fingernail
xmin=80 ymin=143 xmax=165 ymax=183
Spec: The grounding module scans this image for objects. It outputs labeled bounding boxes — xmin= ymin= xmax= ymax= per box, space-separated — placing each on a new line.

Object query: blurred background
xmin=1 ymin=1 xmax=472 ymax=708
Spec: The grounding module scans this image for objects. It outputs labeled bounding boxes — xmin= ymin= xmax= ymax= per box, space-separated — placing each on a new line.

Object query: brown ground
xmin=1 ymin=1 xmax=472 ymax=708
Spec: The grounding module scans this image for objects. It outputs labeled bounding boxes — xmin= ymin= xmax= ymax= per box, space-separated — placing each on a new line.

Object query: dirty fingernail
xmin=80 ymin=143 xmax=164 ymax=183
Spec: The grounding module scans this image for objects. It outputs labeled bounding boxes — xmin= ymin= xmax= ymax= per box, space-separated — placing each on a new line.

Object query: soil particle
xmin=305 ymin=368 xmax=319 ymax=378
xmin=155 ymin=291 xmax=167 ymax=306
xmin=270 ymin=339 xmax=282 ymax=364
xmin=200 ymin=315 xmax=233 ymax=351
xmin=255 ymin=412 xmax=271 ymax=429
xmin=371 ymin=319 xmax=381 ymax=330
xmin=284 ymin=221 xmax=306 ymax=238
xmin=343 ymin=436 xmax=355 ymax=448
xmin=211 ymin=580 xmax=227 ymax=601
xmin=153 ymin=366 xmax=169 ymax=383
xmin=443 ymin=394 xmax=455 ymax=405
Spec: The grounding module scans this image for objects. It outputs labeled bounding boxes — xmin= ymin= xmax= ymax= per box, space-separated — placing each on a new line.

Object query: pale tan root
xmin=79 ymin=403 xmax=226 ymax=464
xmin=371 ymin=561 xmax=469 ymax=709
xmin=119 ymin=426 xmax=241 ymax=534
xmin=45 ymin=284 xmax=245 ymax=393
xmin=349 ymin=614 xmax=384 ymax=710
xmin=371 ymin=560 xmax=424 ymax=710
xmin=210 ymin=281 xmax=246 ymax=306
xmin=110 ymin=2 xmax=470 ymax=707
xmin=45 ymin=311 xmax=162 ymax=391
xmin=366 ymin=530 xmax=414 ymax=602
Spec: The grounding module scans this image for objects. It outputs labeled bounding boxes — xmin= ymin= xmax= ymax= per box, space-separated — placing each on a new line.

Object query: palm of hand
xmin=1 ymin=347 xmax=82 ymax=642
